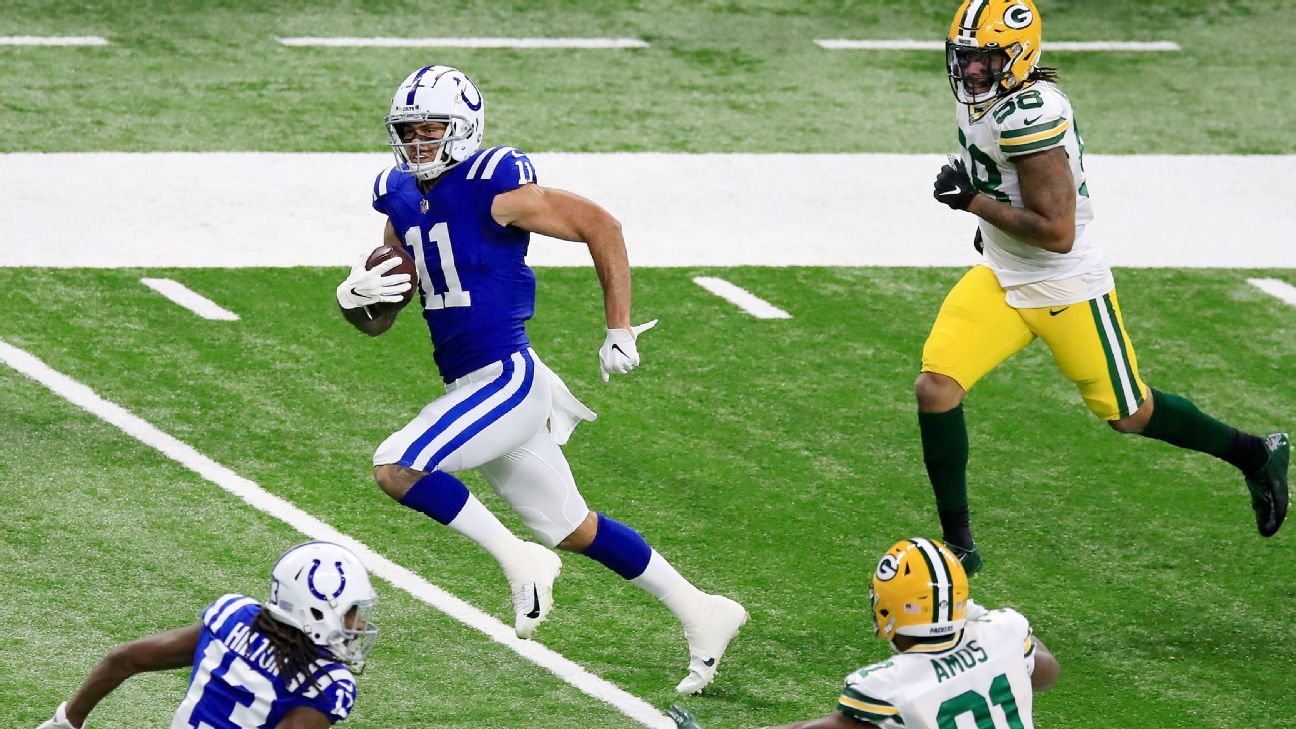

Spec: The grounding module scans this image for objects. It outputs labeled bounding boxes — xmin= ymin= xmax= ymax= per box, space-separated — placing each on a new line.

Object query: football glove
xmin=933 ymin=155 xmax=978 ymax=211
xmin=599 ymin=319 xmax=658 ymax=382
xmin=336 ymin=252 xmax=412 ymax=310
xmin=668 ymin=703 xmax=705 ymax=729
xmin=36 ymin=702 xmax=77 ymax=729
xmin=965 ymin=598 xmax=989 ymax=622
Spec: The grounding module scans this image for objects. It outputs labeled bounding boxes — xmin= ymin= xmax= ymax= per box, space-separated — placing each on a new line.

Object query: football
xmin=366 ymin=244 xmax=418 ymax=310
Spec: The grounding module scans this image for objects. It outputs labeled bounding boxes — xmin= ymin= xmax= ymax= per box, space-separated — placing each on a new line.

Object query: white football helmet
xmin=385 ymin=65 xmax=485 ymax=180
xmin=264 ymin=541 xmax=379 ymax=670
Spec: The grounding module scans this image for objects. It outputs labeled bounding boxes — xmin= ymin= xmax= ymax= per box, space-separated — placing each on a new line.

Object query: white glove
xmin=965 ymin=598 xmax=989 ymax=622
xmin=335 ymin=252 xmax=412 ymax=310
xmin=36 ymin=702 xmax=77 ymax=729
xmin=599 ymin=320 xmax=658 ymax=382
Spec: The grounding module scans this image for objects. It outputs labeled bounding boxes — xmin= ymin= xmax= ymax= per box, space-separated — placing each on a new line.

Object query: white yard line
xmin=693 ymin=276 xmax=790 ymax=319
xmin=278 ymin=37 xmax=649 ymax=49
xmin=814 ymin=39 xmax=1180 ymax=52
xmin=1248 ymin=278 xmax=1296 ymax=307
xmin=0 ymin=339 xmax=671 ymax=729
xmin=0 ymin=36 xmax=110 ymax=46
xmin=140 ymin=278 xmax=240 ymax=321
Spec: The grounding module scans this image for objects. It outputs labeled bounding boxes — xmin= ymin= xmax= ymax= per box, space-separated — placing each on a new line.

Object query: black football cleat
xmin=668 ymin=704 xmax=705 ymax=729
xmin=946 ymin=540 xmax=984 ymax=577
xmin=1246 ymin=433 xmax=1289 ymax=537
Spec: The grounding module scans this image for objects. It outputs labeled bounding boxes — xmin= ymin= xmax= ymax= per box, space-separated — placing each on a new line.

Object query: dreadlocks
xmin=1028 ymin=66 xmax=1060 ymax=84
xmin=252 ymin=609 xmax=325 ymax=689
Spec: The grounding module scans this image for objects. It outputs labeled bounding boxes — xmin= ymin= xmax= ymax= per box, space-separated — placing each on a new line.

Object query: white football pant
xmin=373 ymin=348 xmax=593 ymax=547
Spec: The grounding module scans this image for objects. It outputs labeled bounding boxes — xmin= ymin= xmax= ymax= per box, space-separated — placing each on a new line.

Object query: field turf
xmin=1 ymin=1 xmax=1294 ymax=154
xmin=1 ymin=268 xmax=1293 ymax=728
xmin=1 ymin=1 xmax=1295 ymax=728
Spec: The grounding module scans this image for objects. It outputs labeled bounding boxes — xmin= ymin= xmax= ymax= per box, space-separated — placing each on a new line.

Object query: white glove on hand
xmin=36 ymin=702 xmax=77 ymax=729
xmin=335 ymin=253 xmax=412 ymax=310
xmin=599 ymin=320 xmax=658 ymax=382
xmin=965 ymin=598 xmax=989 ymax=622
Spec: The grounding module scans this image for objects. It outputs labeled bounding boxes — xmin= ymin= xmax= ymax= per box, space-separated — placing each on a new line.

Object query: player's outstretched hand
xmin=336 ymin=252 xmax=412 ymax=310
xmin=599 ymin=320 xmax=658 ymax=382
xmin=933 ymin=155 xmax=978 ymax=211
xmin=35 ymin=702 xmax=76 ymax=729
xmin=668 ymin=703 xmax=705 ymax=729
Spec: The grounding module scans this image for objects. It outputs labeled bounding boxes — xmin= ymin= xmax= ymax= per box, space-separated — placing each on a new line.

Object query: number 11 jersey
xmin=372 ymin=146 xmax=540 ymax=382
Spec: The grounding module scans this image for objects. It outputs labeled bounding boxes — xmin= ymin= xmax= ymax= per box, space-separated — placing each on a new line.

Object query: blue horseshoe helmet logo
xmin=460 ymin=83 xmax=482 ymax=111
xmin=307 ymin=559 xmax=347 ymax=600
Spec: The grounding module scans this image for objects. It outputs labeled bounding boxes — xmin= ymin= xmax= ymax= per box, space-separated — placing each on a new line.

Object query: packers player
xmin=920 ymin=0 xmax=1289 ymax=573
xmin=669 ymin=538 xmax=1059 ymax=728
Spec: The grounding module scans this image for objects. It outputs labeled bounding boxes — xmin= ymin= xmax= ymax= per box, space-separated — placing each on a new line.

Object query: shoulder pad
xmin=461 ymin=146 xmax=537 ymax=190
xmin=372 ymin=166 xmax=402 ymax=214
xmin=993 ymin=84 xmax=1072 ymax=157
xmin=976 ymin=607 xmax=1034 ymax=656
xmin=200 ymin=593 xmax=258 ymax=633
xmin=295 ymin=663 xmax=358 ymax=720
xmin=839 ymin=660 xmax=903 ymax=726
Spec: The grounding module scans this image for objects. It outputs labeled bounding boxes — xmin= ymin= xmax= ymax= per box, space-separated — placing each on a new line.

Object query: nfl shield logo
xmin=419 ymin=199 xmax=429 ymax=214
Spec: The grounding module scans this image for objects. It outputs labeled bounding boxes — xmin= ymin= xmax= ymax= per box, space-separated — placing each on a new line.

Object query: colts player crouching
xmin=35 ymin=542 xmax=378 ymax=729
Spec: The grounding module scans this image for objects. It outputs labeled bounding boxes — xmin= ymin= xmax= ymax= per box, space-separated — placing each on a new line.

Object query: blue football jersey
xmin=171 ymin=594 xmax=357 ymax=728
xmin=372 ymin=145 xmax=540 ymax=382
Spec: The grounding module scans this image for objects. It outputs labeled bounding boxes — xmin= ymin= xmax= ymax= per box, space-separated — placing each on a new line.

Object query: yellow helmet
xmin=946 ymin=0 xmax=1043 ymax=105
xmin=870 ymin=538 xmax=969 ymax=641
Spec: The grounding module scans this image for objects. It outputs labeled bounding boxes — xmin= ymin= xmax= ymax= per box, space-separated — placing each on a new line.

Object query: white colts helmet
xmin=265 ymin=541 xmax=379 ymax=670
xmin=385 ymin=65 xmax=485 ymax=180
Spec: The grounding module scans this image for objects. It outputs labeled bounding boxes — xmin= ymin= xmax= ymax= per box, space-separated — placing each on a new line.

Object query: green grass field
xmin=2 ymin=1 xmax=1295 ymax=728
xmin=2 ymin=268 xmax=1293 ymax=728
xmin=1 ymin=0 xmax=1294 ymax=154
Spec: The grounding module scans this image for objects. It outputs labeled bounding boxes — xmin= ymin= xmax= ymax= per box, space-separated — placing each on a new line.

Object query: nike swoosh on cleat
xmin=525 ymin=585 xmax=541 ymax=619
xmin=702 ymin=658 xmax=716 ymax=667
xmin=1049 ymin=307 xmax=1069 ymax=316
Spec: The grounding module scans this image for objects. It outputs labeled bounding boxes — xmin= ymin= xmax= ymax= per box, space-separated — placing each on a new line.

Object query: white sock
xmin=631 ymin=550 xmax=705 ymax=620
xmin=446 ymin=495 xmax=524 ymax=565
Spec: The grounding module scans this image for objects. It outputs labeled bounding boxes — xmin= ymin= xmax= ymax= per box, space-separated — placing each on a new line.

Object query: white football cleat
xmin=501 ymin=542 xmax=562 ymax=639
xmin=675 ymin=594 xmax=748 ymax=695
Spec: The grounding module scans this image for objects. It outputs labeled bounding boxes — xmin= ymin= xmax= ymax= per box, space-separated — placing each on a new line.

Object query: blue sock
xmin=398 ymin=471 xmax=470 ymax=525
xmin=584 ymin=513 xmax=653 ymax=580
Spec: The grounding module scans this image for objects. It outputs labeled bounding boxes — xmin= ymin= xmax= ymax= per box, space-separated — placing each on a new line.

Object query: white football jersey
xmin=957 ymin=81 xmax=1111 ymax=304
xmin=837 ymin=608 xmax=1038 ymax=729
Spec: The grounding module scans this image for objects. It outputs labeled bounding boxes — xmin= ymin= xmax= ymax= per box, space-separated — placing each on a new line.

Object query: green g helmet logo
xmin=1004 ymin=2 xmax=1034 ymax=29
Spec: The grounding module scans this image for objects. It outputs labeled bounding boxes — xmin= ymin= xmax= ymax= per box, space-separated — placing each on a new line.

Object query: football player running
xmin=34 ymin=542 xmax=378 ymax=729
xmin=669 ymin=538 xmax=1058 ymax=729
xmin=335 ymin=65 xmax=746 ymax=694
xmin=919 ymin=0 xmax=1289 ymax=574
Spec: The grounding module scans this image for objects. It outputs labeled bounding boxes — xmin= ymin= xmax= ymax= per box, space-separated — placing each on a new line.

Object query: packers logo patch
xmin=1004 ymin=3 xmax=1034 ymax=29
xmin=876 ymin=554 xmax=900 ymax=581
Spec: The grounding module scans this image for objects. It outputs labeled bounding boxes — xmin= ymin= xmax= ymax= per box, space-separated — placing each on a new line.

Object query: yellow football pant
xmin=921 ymin=265 xmax=1147 ymax=420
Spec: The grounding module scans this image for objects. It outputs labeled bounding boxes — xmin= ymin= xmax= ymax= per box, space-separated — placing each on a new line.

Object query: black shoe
xmin=1246 ymin=433 xmax=1289 ymax=537
xmin=946 ymin=541 xmax=984 ymax=577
